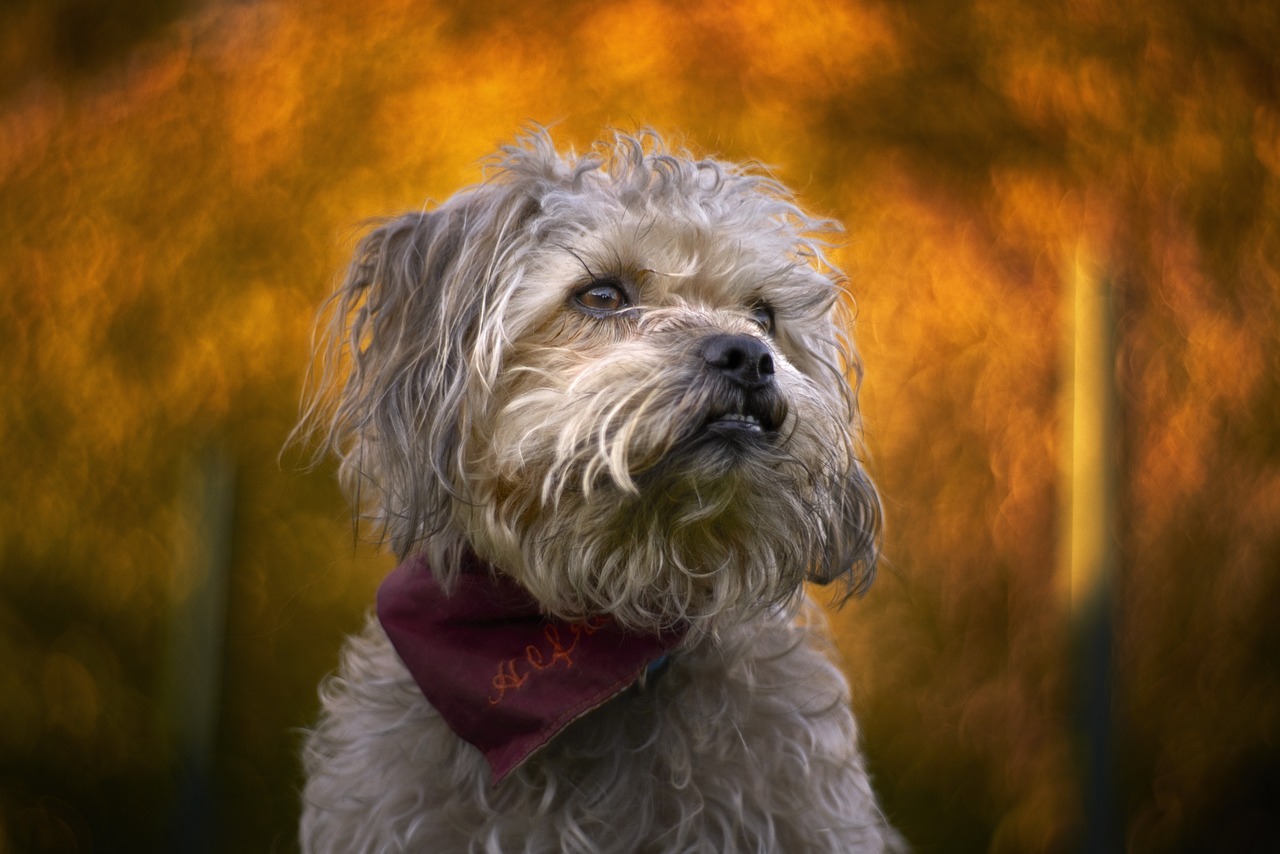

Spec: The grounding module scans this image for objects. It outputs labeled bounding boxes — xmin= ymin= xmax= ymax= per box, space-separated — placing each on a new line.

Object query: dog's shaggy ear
xmin=295 ymin=186 xmax=540 ymax=559
xmin=808 ymin=463 xmax=881 ymax=597
xmin=800 ymin=299 xmax=882 ymax=598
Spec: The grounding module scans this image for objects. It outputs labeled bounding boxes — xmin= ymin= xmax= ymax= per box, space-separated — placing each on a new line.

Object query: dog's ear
xmin=807 ymin=455 xmax=882 ymax=597
xmin=297 ymin=187 xmax=541 ymax=558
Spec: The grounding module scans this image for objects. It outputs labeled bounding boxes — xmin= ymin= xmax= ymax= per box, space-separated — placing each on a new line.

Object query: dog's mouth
xmin=707 ymin=411 xmax=768 ymax=431
xmin=702 ymin=393 xmax=787 ymax=436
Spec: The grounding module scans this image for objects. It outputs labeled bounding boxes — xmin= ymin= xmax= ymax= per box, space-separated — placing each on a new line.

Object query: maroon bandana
xmin=377 ymin=552 xmax=686 ymax=783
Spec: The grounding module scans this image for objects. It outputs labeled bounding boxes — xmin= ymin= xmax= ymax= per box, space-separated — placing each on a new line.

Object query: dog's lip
xmin=706 ymin=411 xmax=768 ymax=432
xmin=703 ymin=397 xmax=782 ymax=433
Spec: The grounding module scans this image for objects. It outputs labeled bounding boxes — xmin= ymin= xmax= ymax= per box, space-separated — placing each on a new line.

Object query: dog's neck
xmin=377 ymin=551 xmax=686 ymax=783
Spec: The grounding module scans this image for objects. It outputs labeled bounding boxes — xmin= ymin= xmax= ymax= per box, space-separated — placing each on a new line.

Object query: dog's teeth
xmin=717 ymin=412 xmax=762 ymax=428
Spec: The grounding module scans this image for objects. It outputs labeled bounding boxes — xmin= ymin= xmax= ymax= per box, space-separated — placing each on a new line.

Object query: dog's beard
xmin=466 ymin=315 xmax=870 ymax=633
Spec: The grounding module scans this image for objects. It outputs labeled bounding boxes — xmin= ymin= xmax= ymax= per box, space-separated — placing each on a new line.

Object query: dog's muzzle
xmin=700 ymin=333 xmax=788 ymax=435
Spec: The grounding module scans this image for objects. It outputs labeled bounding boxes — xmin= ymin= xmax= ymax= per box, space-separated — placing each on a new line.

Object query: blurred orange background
xmin=2 ymin=1 xmax=1277 ymax=851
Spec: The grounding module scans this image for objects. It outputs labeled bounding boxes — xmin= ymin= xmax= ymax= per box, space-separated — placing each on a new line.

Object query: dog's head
xmin=299 ymin=130 xmax=879 ymax=631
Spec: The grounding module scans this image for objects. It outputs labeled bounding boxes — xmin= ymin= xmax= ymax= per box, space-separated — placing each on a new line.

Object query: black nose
xmin=702 ymin=333 xmax=775 ymax=389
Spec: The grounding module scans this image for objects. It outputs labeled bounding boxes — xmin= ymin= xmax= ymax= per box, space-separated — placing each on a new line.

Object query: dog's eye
xmin=750 ymin=302 xmax=776 ymax=335
xmin=574 ymin=280 xmax=629 ymax=314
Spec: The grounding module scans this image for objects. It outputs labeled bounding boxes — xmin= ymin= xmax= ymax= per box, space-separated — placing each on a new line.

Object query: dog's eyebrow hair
xmin=560 ymin=245 xmax=599 ymax=281
xmin=562 ymin=246 xmax=635 ymax=293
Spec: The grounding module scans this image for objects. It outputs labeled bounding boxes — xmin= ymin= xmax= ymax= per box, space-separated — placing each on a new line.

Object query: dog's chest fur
xmin=301 ymin=599 xmax=893 ymax=853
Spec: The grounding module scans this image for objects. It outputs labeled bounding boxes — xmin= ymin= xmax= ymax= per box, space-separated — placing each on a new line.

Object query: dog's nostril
xmin=703 ymin=333 xmax=774 ymax=388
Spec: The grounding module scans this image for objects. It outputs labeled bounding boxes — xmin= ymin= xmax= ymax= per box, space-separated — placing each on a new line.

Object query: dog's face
xmin=303 ymin=131 xmax=879 ymax=631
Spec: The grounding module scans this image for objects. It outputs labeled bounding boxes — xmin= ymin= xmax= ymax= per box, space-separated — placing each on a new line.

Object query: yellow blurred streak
xmin=1058 ymin=243 xmax=1116 ymax=613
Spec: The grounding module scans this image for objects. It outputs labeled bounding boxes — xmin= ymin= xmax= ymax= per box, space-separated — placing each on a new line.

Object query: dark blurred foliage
xmin=2 ymin=1 xmax=1278 ymax=851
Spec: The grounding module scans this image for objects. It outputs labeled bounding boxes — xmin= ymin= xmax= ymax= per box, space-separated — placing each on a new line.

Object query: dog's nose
xmin=703 ymin=333 xmax=775 ymax=389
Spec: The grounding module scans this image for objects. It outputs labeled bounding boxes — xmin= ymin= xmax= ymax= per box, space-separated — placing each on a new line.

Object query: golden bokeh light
xmin=2 ymin=1 xmax=1277 ymax=851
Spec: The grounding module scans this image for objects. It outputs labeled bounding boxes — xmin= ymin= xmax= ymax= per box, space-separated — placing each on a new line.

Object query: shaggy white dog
xmin=296 ymin=129 xmax=901 ymax=853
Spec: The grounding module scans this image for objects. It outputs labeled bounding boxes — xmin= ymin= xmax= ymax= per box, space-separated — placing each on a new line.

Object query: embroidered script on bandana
xmin=377 ymin=552 xmax=686 ymax=783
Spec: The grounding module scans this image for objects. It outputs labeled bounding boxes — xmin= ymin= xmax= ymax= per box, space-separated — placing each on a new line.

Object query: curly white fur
xmin=295 ymin=129 xmax=902 ymax=852
xmin=302 ymin=604 xmax=896 ymax=853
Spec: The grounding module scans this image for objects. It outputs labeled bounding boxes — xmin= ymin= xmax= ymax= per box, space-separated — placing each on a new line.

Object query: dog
xmin=295 ymin=129 xmax=901 ymax=852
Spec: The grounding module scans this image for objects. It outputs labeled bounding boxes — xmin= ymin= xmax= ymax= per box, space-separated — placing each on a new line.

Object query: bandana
xmin=377 ymin=552 xmax=686 ymax=783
